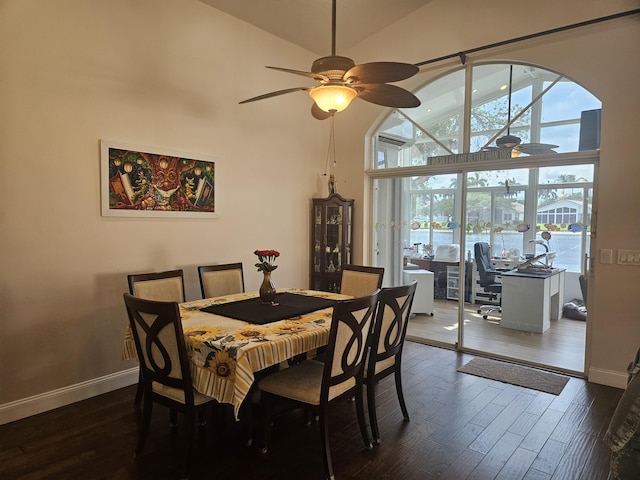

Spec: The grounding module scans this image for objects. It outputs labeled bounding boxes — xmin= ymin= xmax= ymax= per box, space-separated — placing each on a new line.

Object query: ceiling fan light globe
xmin=310 ymin=85 xmax=357 ymax=113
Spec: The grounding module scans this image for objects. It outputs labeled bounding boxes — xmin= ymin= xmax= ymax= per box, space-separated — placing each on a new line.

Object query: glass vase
xmin=259 ymin=271 xmax=277 ymax=304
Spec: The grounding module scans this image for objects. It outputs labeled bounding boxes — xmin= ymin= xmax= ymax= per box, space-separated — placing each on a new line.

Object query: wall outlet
xmin=617 ymin=249 xmax=640 ymax=266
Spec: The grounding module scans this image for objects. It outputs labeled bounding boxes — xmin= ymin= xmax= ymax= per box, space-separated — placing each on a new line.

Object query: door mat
xmin=457 ymin=357 xmax=570 ymax=395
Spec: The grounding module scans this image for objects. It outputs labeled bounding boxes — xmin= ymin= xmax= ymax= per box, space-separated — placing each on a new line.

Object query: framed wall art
xmin=100 ymin=140 xmax=217 ymax=218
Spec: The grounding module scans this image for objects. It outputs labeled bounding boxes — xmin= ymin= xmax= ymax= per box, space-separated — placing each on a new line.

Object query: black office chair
xmin=474 ymin=242 xmax=503 ymax=320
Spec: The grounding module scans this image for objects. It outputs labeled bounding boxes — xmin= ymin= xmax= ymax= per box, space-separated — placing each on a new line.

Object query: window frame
xmin=368 ymin=62 xmax=599 ymax=275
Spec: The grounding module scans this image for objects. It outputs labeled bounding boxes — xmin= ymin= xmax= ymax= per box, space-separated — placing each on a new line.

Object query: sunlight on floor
xmin=406 ymin=299 xmax=586 ymax=373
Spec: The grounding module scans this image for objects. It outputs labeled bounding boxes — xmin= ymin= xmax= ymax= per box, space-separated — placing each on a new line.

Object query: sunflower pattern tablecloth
xmin=123 ymin=289 xmax=348 ymax=417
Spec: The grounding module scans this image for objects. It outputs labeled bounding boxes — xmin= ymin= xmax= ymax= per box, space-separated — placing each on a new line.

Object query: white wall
xmin=1 ymin=0 xmax=638 ymax=423
xmin=0 ymin=0 xmax=329 ymax=422
xmin=332 ymin=0 xmax=640 ymax=388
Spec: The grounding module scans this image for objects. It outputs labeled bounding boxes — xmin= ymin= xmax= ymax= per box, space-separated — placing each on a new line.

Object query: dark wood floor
xmin=0 ymin=342 xmax=623 ymax=480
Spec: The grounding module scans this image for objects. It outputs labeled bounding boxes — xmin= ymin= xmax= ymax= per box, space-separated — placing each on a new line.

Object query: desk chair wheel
xmin=478 ymin=305 xmax=501 ymax=320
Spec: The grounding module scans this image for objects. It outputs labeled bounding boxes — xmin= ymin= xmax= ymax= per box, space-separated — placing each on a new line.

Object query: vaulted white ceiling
xmin=198 ymin=0 xmax=433 ymax=55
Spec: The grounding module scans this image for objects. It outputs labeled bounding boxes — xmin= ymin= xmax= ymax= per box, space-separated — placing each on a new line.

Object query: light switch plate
xmin=600 ymin=248 xmax=613 ymax=264
xmin=617 ymin=249 xmax=640 ymax=266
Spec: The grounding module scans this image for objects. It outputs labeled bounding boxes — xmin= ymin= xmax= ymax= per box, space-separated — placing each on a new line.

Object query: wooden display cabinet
xmin=310 ymin=193 xmax=353 ymax=293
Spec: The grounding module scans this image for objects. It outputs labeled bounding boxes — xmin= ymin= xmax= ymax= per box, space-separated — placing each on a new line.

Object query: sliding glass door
xmin=461 ymin=165 xmax=591 ymax=372
xmin=371 ymin=162 xmax=593 ymax=373
xmin=372 ymin=173 xmax=462 ymax=346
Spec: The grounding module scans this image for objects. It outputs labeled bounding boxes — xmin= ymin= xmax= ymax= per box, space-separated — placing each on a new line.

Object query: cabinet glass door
xmin=324 ymin=204 xmax=343 ymax=273
xmin=345 ymin=203 xmax=352 ymax=265
xmin=313 ymin=205 xmax=322 ymax=274
xmin=310 ymin=194 xmax=354 ymax=293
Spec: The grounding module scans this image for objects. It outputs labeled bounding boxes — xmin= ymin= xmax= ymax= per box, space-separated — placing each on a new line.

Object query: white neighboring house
xmin=536 ymin=198 xmax=591 ymax=226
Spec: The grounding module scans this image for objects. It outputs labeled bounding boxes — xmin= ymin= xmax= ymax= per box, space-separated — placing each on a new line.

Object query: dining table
xmin=123 ymin=288 xmax=350 ymax=418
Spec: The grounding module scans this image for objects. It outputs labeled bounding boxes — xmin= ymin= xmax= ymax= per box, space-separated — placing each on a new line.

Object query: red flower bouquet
xmin=254 ymin=249 xmax=280 ymax=273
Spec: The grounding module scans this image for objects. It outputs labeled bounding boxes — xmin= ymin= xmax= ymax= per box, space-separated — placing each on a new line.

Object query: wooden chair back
xmin=321 ymin=290 xmax=380 ymax=402
xmin=367 ymin=281 xmax=417 ymax=378
xmin=123 ymin=293 xmax=194 ymax=404
xmin=364 ymin=281 xmax=417 ymax=444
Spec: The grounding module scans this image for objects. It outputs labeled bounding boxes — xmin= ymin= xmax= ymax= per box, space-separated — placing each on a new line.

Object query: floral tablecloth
xmin=123 ymin=289 xmax=349 ymax=418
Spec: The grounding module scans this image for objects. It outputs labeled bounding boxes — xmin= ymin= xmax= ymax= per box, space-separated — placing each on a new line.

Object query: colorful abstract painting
xmin=101 ymin=140 xmax=217 ymax=218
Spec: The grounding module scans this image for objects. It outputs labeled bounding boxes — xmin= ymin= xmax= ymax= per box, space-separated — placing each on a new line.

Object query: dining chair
xmin=127 ymin=269 xmax=185 ymax=405
xmin=364 ymin=281 xmax=417 ymax=445
xmin=305 ymin=265 xmax=383 ymax=366
xmin=197 ymin=262 xmax=244 ymax=299
xmin=258 ymin=290 xmax=381 ymax=480
xmin=123 ymin=293 xmax=217 ymax=480
xmin=340 ymin=264 xmax=384 ymax=298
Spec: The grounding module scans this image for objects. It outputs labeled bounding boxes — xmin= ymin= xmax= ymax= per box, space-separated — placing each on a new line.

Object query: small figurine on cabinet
xmin=328 ymin=174 xmax=336 ymax=194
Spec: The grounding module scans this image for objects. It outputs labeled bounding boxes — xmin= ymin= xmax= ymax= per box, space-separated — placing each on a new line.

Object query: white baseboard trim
xmin=1 ymin=365 xmax=627 ymax=425
xmin=0 ymin=367 xmax=139 ymax=425
xmin=588 ymin=366 xmax=628 ymax=389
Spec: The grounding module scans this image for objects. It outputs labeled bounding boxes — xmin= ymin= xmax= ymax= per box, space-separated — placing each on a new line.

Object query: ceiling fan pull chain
xmin=323 ymin=116 xmax=337 ymax=175
xmin=331 ymin=116 xmax=337 ymax=167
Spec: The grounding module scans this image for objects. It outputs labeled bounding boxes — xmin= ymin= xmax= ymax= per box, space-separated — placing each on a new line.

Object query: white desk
xmin=403 ymin=269 xmax=434 ymax=315
xmin=500 ymin=269 xmax=565 ymax=333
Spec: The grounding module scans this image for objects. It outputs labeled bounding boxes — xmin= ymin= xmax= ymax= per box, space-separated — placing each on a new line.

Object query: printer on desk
xmin=433 ymin=244 xmax=460 ymax=262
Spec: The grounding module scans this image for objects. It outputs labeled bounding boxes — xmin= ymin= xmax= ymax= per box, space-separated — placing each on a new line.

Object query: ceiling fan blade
xmin=516 ymin=143 xmax=559 ymax=155
xmin=344 ymin=62 xmax=418 ymax=85
xmin=266 ymin=66 xmax=329 ymax=82
xmin=311 ymin=103 xmax=332 ymax=120
xmin=357 ymin=84 xmax=421 ymax=108
xmin=239 ymin=86 xmax=313 ymax=104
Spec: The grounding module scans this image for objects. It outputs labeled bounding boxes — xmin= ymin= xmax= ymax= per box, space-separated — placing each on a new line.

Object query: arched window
xmin=370 ymin=63 xmax=599 ymax=280
xmin=374 ymin=63 xmax=601 ymax=167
